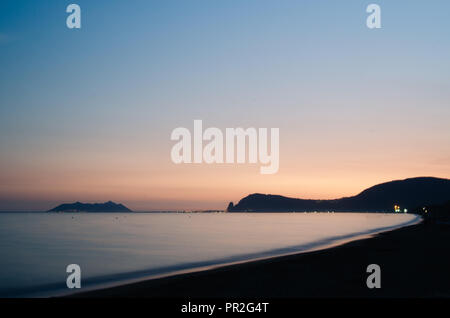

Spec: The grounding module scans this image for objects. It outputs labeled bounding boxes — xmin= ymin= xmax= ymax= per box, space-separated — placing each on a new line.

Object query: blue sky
xmin=1 ymin=1 xmax=449 ymax=210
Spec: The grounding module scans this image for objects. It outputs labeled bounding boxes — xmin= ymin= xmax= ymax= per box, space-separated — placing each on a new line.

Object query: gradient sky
xmin=1 ymin=0 xmax=449 ymax=211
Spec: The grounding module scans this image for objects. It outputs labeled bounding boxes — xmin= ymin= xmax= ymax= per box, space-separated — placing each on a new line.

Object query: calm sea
xmin=0 ymin=212 xmax=419 ymax=297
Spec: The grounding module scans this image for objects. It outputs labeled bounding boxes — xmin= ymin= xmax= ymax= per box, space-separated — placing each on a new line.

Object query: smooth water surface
xmin=0 ymin=212 xmax=419 ymax=296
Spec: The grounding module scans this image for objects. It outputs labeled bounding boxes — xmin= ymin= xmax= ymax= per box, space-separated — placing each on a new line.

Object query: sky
xmin=1 ymin=0 xmax=449 ymax=211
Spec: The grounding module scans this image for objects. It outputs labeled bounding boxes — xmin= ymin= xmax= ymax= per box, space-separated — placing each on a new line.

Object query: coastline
xmin=69 ymin=214 xmax=449 ymax=298
xmin=2 ymin=212 xmax=418 ymax=298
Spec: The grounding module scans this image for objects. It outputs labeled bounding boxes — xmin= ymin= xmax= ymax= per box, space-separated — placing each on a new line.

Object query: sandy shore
xmin=72 ymin=219 xmax=450 ymax=298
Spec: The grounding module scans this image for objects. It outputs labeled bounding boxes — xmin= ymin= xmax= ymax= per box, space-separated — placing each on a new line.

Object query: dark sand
xmin=74 ymin=220 xmax=450 ymax=298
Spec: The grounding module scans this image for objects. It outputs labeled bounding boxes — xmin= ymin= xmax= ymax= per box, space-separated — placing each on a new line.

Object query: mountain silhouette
xmin=48 ymin=201 xmax=132 ymax=212
xmin=227 ymin=177 xmax=450 ymax=212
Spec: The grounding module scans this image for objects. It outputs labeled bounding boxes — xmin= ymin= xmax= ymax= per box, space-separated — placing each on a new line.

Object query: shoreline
xmin=2 ymin=213 xmax=418 ymax=298
xmin=70 ymin=214 xmax=445 ymax=298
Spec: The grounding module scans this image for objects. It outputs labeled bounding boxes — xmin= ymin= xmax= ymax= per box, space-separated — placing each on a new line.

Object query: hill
xmin=48 ymin=201 xmax=132 ymax=212
xmin=227 ymin=177 xmax=450 ymax=212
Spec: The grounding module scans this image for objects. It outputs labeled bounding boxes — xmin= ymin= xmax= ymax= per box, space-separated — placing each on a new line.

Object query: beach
xmin=72 ymin=218 xmax=450 ymax=298
xmin=2 ymin=212 xmax=418 ymax=297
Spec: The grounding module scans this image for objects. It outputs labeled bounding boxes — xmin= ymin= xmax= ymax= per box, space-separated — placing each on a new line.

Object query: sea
xmin=0 ymin=212 xmax=420 ymax=297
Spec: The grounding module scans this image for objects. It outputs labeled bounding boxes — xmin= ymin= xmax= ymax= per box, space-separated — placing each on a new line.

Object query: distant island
xmin=227 ymin=177 xmax=450 ymax=212
xmin=48 ymin=201 xmax=132 ymax=212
